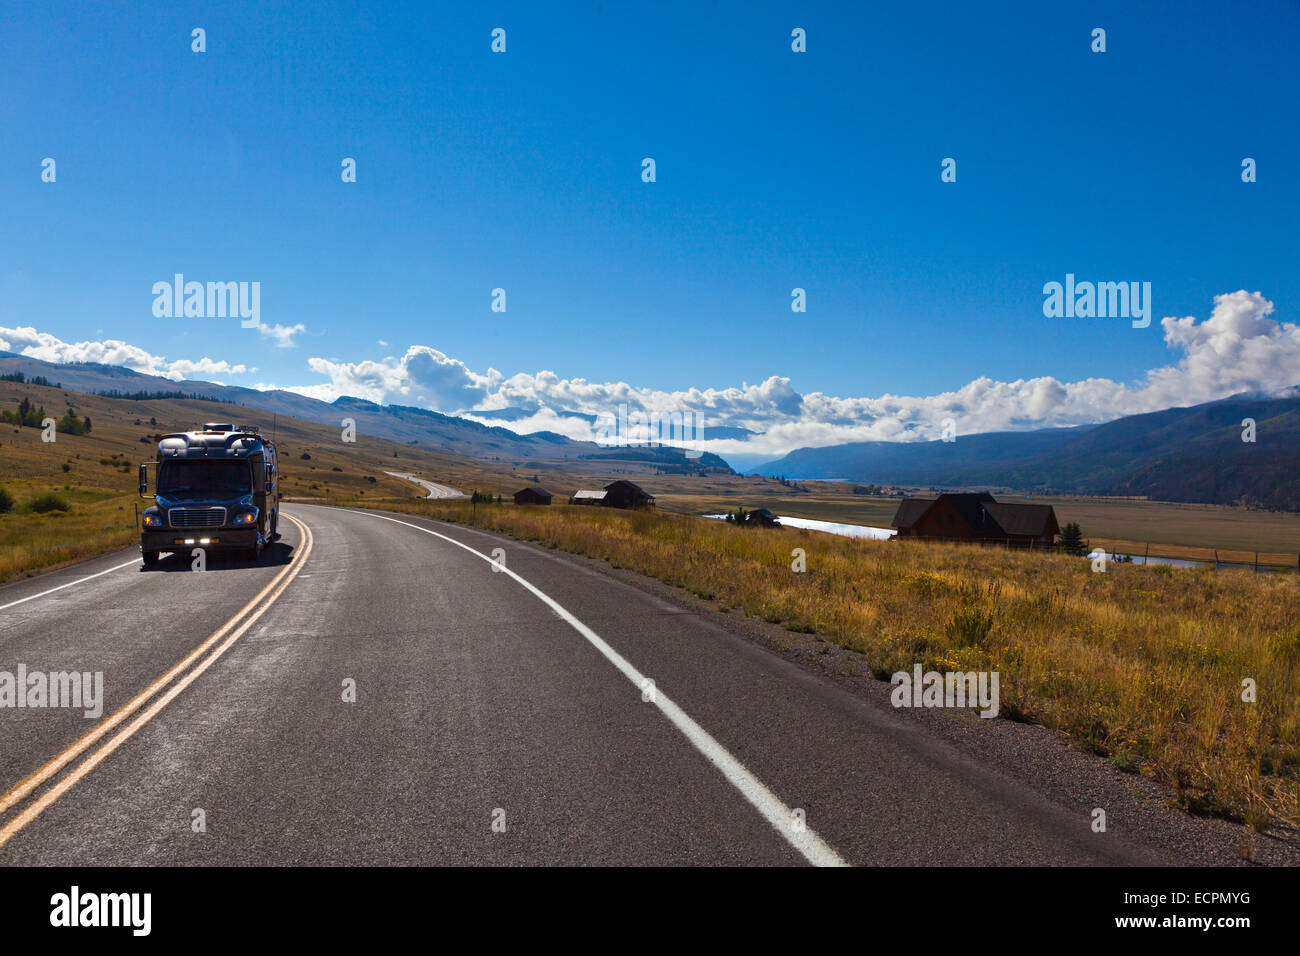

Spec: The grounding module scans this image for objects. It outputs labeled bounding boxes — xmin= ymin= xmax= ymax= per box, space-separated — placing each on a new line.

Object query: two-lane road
xmin=0 ymin=504 xmax=1176 ymax=865
xmin=385 ymin=472 xmax=467 ymax=499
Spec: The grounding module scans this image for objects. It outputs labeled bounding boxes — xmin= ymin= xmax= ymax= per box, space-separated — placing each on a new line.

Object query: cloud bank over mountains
xmin=4 ymin=291 xmax=1297 ymax=458
xmin=0 ymin=325 xmax=251 ymax=382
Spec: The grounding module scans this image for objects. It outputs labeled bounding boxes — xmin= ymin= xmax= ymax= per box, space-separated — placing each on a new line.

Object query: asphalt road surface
xmin=0 ymin=504 xmax=1175 ymax=866
xmin=385 ymin=472 xmax=467 ymax=499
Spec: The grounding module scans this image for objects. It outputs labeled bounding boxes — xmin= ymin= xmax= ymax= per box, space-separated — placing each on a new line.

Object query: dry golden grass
xmin=379 ymin=499 xmax=1300 ymax=829
xmin=0 ymin=480 xmax=139 ymax=581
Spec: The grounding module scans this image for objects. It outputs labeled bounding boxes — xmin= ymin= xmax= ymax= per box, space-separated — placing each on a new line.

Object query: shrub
xmin=0 ymin=487 xmax=13 ymax=514
xmin=55 ymin=413 xmax=87 ymax=436
xmin=946 ymin=605 xmax=995 ymax=649
xmin=26 ymin=492 xmax=70 ymax=514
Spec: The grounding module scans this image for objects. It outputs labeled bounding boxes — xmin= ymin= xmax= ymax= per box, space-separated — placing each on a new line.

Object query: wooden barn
xmin=602 ymin=480 xmax=654 ymax=509
xmin=890 ymin=492 xmax=1059 ymax=547
xmin=513 ymin=486 xmax=553 ymax=505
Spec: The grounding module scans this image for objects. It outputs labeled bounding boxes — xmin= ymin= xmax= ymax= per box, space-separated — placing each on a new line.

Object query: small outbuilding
xmin=514 ymin=486 xmax=553 ymax=505
xmin=572 ymin=490 xmax=607 ymax=505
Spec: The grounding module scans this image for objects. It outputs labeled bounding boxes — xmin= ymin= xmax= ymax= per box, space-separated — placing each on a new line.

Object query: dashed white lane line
xmin=0 ymin=558 xmax=140 ymax=613
xmin=343 ymin=508 xmax=849 ymax=868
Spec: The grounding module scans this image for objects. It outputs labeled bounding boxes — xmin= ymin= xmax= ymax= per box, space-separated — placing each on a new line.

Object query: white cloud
xmin=0 ymin=325 xmax=250 ymax=382
xmin=7 ymin=290 xmax=1297 ymax=460
xmin=296 ymin=290 xmax=1300 ymax=458
xmin=303 ymin=346 xmax=500 ymax=408
xmin=250 ymin=320 xmax=306 ymax=348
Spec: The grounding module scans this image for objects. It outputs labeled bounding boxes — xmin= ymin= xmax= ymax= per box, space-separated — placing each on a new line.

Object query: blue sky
xmin=2 ymin=1 xmax=1298 ymax=461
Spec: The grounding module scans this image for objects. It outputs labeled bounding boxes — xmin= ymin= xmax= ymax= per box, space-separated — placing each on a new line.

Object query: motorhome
xmin=138 ymin=423 xmax=280 ymax=566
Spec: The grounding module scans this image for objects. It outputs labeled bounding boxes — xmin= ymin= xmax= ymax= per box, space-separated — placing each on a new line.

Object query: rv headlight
xmin=232 ymin=509 xmax=258 ymax=525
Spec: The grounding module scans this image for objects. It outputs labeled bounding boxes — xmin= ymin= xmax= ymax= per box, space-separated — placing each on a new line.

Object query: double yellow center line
xmin=0 ymin=513 xmax=314 ymax=850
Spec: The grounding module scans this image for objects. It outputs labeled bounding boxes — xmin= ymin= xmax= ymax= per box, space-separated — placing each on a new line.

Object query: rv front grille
xmin=168 ymin=507 xmax=226 ymax=529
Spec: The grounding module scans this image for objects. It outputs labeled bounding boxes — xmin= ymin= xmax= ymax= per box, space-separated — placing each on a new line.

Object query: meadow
xmin=654 ymin=487 xmax=1300 ymax=569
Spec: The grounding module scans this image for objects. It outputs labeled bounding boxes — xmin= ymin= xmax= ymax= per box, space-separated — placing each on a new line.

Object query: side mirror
xmin=139 ymin=463 xmax=155 ymax=499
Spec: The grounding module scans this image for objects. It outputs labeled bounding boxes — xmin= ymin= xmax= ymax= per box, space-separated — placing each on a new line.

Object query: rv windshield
xmin=157 ymin=460 xmax=253 ymax=500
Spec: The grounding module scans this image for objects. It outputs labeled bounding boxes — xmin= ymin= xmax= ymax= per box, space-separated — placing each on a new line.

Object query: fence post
xmin=1143 ymin=542 xmax=1149 ymax=566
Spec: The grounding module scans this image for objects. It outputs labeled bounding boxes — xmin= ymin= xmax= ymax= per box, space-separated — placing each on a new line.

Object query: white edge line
xmin=0 ymin=558 xmax=140 ymax=612
xmin=343 ymin=508 xmax=849 ymax=868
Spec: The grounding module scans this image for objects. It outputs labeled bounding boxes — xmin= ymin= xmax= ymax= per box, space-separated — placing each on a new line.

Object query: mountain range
xmin=0 ymin=352 xmax=733 ymax=475
xmin=6 ymin=350 xmax=1297 ymax=509
xmin=759 ymin=390 xmax=1300 ymax=510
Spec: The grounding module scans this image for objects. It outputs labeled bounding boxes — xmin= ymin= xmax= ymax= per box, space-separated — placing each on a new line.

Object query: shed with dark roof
xmin=513 ymin=486 xmax=553 ymax=505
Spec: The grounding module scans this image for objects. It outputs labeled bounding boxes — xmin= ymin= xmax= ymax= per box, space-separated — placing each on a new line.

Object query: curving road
xmin=385 ymin=472 xmax=467 ymax=499
xmin=0 ymin=504 xmax=1211 ymax=865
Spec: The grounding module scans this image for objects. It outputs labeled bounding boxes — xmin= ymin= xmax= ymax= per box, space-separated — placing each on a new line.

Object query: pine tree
xmin=1058 ymin=522 xmax=1088 ymax=556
